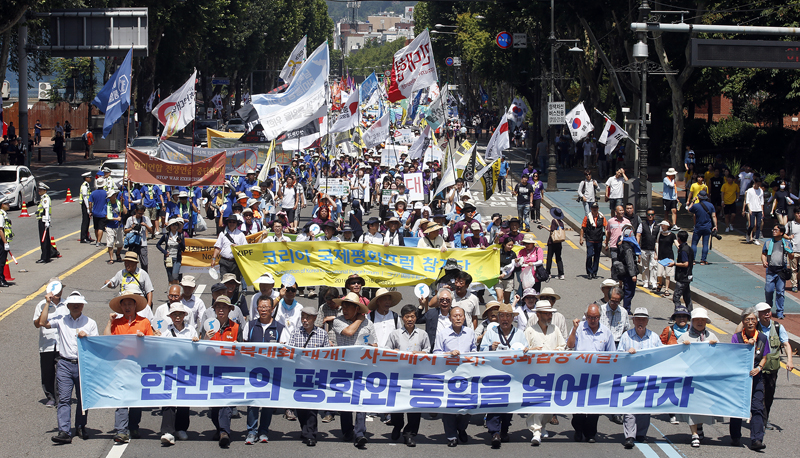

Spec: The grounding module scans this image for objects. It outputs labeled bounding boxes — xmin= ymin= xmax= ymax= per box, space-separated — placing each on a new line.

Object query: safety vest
xmin=210 ymin=321 xmax=239 ymax=342
xmin=36 ymin=194 xmax=51 ymax=220
xmin=763 ymin=322 xmax=783 ymax=373
xmin=80 ymin=181 xmax=91 ymax=202
xmin=104 ymin=179 xmax=115 ymax=192
xmin=120 ymin=270 xmax=144 ymax=293
xmin=107 ymin=199 xmax=122 ymax=220
xmin=0 ymin=209 xmax=11 ymax=242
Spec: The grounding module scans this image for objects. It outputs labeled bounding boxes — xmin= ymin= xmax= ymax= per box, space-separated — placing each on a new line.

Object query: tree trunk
xmin=0 ymin=30 xmax=10 ymax=90
xmin=653 ymin=32 xmax=693 ymax=169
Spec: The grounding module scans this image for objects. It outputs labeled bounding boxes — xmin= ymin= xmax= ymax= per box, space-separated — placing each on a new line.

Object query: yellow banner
xmin=207 ymin=128 xmax=243 ymax=139
xmin=232 ymin=241 xmax=500 ymax=288
xmin=181 ymin=233 xmax=269 ymax=269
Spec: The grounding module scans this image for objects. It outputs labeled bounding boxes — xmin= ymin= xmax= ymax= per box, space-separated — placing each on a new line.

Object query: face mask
xmin=781 ymin=185 xmax=786 ymax=190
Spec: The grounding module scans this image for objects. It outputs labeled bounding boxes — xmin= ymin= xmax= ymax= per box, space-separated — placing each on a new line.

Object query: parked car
xmin=0 ymin=165 xmax=38 ymax=209
xmin=193 ymin=119 xmax=221 ymax=146
xmin=100 ymin=159 xmax=126 ymax=188
xmin=129 ymin=136 xmax=160 ymax=156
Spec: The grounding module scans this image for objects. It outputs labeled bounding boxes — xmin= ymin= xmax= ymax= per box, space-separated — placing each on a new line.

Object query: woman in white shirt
xmin=358 ymin=217 xmax=384 ymax=244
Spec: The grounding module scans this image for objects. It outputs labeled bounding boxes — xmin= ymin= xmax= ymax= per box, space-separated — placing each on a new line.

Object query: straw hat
xmin=334 ymin=292 xmax=368 ymax=314
xmin=482 ymin=301 xmax=502 ymax=319
xmin=122 ymin=251 xmax=139 ymax=263
xmin=368 ymin=288 xmax=403 ymax=310
xmin=533 ymin=300 xmax=557 ymax=312
xmin=109 ymin=287 xmax=148 ymax=314
xmin=522 ymin=233 xmax=537 ymax=244
xmin=496 ymin=302 xmax=518 ymax=317
xmin=424 ymin=223 xmax=442 ymax=234
xmin=538 ymin=287 xmax=561 ymax=301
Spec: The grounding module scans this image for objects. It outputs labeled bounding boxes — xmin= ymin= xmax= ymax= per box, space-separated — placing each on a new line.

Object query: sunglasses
xmin=286 ymin=287 xmax=297 ymax=293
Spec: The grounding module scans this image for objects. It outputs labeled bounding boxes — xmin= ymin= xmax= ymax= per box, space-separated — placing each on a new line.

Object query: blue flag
xmin=92 ymin=48 xmax=132 ymax=138
xmin=359 ymin=72 xmax=378 ymax=103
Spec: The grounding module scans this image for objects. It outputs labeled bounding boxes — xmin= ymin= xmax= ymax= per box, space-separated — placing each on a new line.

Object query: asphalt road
xmin=2 ymin=158 xmax=799 ymax=458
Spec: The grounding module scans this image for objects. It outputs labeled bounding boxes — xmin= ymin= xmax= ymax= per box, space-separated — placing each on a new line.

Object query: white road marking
xmin=106 ymin=442 xmax=129 ymax=458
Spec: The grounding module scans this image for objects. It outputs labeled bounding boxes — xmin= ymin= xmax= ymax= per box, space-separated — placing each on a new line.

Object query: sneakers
xmin=691 ymin=434 xmax=700 ymax=447
xmin=113 ymin=433 xmax=130 ymax=443
xmin=792 ymin=287 xmax=798 ymax=293
xmin=51 ymin=431 xmax=72 ymax=444
xmin=176 ymin=430 xmax=189 ymax=441
xmin=725 ymin=226 xmax=730 ymax=233
xmin=321 ymin=414 xmax=334 ymax=423
xmin=531 ymin=432 xmax=541 ymax=446
xmin=258 ymin=434 xmax=269 ymax=443
xmin=284 ymin=409 xmax=297 ymax=421
xmin=671 ymin=225 xmax=680 ymax=231
xmin=754 ymin=239 xmax=761 ymax=246
xmin=245 ymin=433 xmax=257 ymax=445
xmin=669 ymin=415 xmax=679 ymax=424
xmin=45 ymin=399 xmax=55 ymax=407
xmin=559 ymin=275 xmax=565 ymax=280
xmin=161 ymin=433 xmax=176 ymax=446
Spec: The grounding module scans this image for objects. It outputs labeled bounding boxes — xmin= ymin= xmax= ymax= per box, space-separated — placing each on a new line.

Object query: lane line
xmin=635 ymin=443 xmax=662 ymax=458
xmin=0 ymin=249 xmax=106 ymax=322
xmin=655 ymin=441 xmax=685 ymax=458
xmin=637 ymin=286 xmax=661 ymax=298
xmin=565 ymin=239 xmax=579 ymax=250
xmin=106 ymin=443 xmax=129 ymax=458
xmin=707 ymin=323 xmax=728 ymax=335
xmin=14 ymin=229 xmax=80 ymax=261
xmin=780 ymin=362 xmax=800 ymax=377
xmin=648 ymin=424 xmax=689 ymax=458
xmin=195 ymin=284 xmax=206 ymax=295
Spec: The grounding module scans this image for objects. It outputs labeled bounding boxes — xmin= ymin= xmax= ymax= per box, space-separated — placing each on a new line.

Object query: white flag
xmin=565 ymin=102 xmax=594 ymax=142
xmin=484 ymin=113 xmax=510 ymax=162
xmin=279 ymin=36 xmax=307 ymax=85
xmin=434 ymin=147 xmax=457 ymax=198
xmin=145 ymin=89 xmax=158 ymax=113
xmin=598 ymin=117 xmax=628 ymax=153
xmin=211 ymin=94 xmax=223 ymax=110
xmin=330 ymin=89 xmax=359 ymax=133
xmin=388 ymin=29 xmax=438 ymax=102
xmin=363 ymin=112 xmax=390 ymax=149
xmin=408 ymin=125 xmax=431 ymax=161
xmin=152 ymin=70 xmax=197 ymax=141
xmin=425 ymin=84 xmax=448 ymax=130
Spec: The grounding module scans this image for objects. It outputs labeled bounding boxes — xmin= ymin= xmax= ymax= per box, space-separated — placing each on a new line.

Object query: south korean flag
xmin=598 ymin=117 xmax=628 ymax=153
xmin=565 ymin=102 xmax=593 ymax=142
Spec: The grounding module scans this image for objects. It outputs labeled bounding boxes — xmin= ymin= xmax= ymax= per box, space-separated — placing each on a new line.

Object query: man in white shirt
xmin=38 ymin=291 xmax=98 ymax=443
xmin=605 ymin=168 xmax=628 ymax=216
xmin=452 ymin=271 xmax=480 ymax=329
xmin=178 ymin=275 xmax=206 ymax=327
xmin=211 ymin=215 xmax=247 ymax=282
xmin=249 ymin=272 xmax=280 ymax=318
xmin=152 ymin=285 xmax=186 ymax=333
xmin=744 ymin=177 xmax=765 ymax=244
xmin=738 ymin=164 xmax=754 ymax=198
xmin=33 ymin=279 xmax=68 ymax=407
xmin=277 ymin=174 xmax=304 ymax=232
xmin=367 ymin=288 xmax=403 ymax=348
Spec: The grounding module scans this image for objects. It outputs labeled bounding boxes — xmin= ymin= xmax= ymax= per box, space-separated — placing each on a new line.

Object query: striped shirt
xmin=288 ymin=326 xmax=330 ymax=348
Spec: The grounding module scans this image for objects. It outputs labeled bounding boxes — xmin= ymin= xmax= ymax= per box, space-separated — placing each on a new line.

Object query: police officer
xmin=0 ymin=195 xmax=12 ymax=286
xmin=37 ymin=182 xmax=59 ymax=263
xmin=79 ymin=172 xmax=94 ymax=243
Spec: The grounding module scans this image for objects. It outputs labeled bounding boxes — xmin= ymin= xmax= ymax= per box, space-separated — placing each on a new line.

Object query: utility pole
xmin=634 ymin=0 xmax=651 ymax=217
xmin=18 ymin=15 xmax=29 ymax=167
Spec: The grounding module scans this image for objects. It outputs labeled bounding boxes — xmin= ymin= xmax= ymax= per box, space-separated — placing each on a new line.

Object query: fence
xmin=2 ymin=101 xmax=99 ymax=137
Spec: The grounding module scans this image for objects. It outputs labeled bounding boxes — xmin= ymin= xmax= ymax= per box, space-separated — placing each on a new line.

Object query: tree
xmin=47 ymin=57 xmax=96 ymax=103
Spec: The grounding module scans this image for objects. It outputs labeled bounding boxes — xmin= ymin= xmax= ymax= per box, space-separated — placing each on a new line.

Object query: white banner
xmin=279 ymin=36 xmax=307 ymax=85
xmin=403 ymin=172 xmax=424 ymax=202
xmin=318 ymin=178 xmax=351 ymax=197
xmin=389 ymin=29 xmax=438 ymax=101
xmin=363 ymin=112 xmax=391 ymax=149
xmin=381 ymin=145 xmax=408 ymax=167
xmin=408 ymin=125 xmax=431 ymax=161
xmin=252 ymin=42 xmax=329 ymax=141
xmin=152 ymin=70 xmax=197 ymax=141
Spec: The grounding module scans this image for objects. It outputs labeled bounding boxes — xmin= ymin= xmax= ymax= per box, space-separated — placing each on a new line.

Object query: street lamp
xmin=634 ymin=0 xmax=651 ymax=217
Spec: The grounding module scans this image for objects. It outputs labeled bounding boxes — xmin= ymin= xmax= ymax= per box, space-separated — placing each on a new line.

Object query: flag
xmin=508 ymin=97 xmax=528 ymax=127
xmin=243 ymin=92 xmax=251 ymax=105
xmin=92 ymin=48 xmax=133 ymax=138
xmin=484 ymin=113 xmax=510 ymax=162
xmin=145 ymin=89 xmax=158 ymax=113
xmin=257 ymin=140 xmax=275 ymax=183
xmin=425 ymin=84 xmax=448 ymax=131
xmin=330 ymin=89 xmax=360 ymax=133
xmin=360 ymin=72 xmax=378 ymax=103
xmin=251 ymin=41 xmax=329 ymax=141
xmin=279 ymin=36 xmax=307 ymax=85
xmin=408 ymin=125 xmax=430 ymax=161
xmin=598 ymin=117 xmax=628 ymax=153
xmin=462 ymin=143 xmax=478 ymax=183
xmin=277 ymin=105 xmax=328 ymax=151
xmin=352 ymin=126 xmax=366 ymax=150
xmin=363 ymin=112 xmax=390 ymax=149
xmin=479 ymin=85 xmax=489 ymax=105
xmin=405 ymin=89 xmax=425 ymax=126
xmin=565 ymin=102 xmax=594 ymax=142
xmin=434 ymin=145 xmax=457 ymax=198
xmin=211 ymin=94 xmax=223 ymax=110
xmin=387 ymin=29 xmax=438 ymax=102
xmin=152 ymin=70 xmax=197 ymax=141
xmin=473 ymin=158 xmax=500 ymax=201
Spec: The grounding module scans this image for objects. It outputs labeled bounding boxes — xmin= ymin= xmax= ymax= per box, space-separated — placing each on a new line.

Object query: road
xmin=1 ymin=158 xmax=799 ymax=457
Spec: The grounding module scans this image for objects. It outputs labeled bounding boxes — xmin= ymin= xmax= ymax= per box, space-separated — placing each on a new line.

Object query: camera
xmin=711 ymin=228 xmax=722 ymax=240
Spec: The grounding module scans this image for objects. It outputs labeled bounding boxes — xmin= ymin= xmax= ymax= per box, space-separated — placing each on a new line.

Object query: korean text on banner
xmin=388 ymin=29 xmax=438 ymax=102
xmin=126 ymin=148 xmax=225 ymax=187
xmin=318 ymin=178 xmax=351 ymax=197
xmin=152 ymin=70 xmax=197 ymax=141
xmin=233 ymin=241 xmax=498 ymax=288
xmin=157 ymin=141 xmax=258 ymax=176
xmin=403 ymin=172 xmax=424 ymax=202
xmin=78 ymin=337 xmax=754 ymax=418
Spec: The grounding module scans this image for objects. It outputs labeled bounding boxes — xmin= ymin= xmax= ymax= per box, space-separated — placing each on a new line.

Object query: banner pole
xmin=189 ymin=119 xmax=195 ymax=237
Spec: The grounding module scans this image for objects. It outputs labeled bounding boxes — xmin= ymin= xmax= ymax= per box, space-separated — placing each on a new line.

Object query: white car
xmin=129 ymin=136 xmax=160 ymax=156
xmin=101 ymin=159 xmax=126 ymax=188
xmin=0 ymin=166 xmax=38 ymax=209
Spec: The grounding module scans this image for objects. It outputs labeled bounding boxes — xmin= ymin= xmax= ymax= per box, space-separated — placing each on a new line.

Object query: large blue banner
xmin=78 ymin=336 xmax=753 ymax=418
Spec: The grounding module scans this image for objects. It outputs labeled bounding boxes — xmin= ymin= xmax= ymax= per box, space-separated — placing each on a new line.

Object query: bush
xmin=708 ymin=116 xmax=758 ymax=148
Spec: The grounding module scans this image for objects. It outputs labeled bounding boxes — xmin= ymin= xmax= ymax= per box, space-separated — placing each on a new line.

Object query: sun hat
xmin=109 ymin=286 xmax=148 ymax=314
xmin=550 ymin=207 xmax=564 ymax=220
xmin=221 ymin=273 xmax=241 ymax=285
xmin=521 ymin=288 xmax=538 ymax=299
xmin=470 ymin=222 xmax=481 ymax=230
xmin=690 ymin=307 xmax=711 ymax=323
xmin=368 ymin=288 xmax=403 ymax=310
xmin=632 ymin=307 xmax=649 ymax=317
xmin=601 ymin=279 xmax=619 ymax=288
xmin=180 ymin=275 xmax=196 ymax=288
xmin=522 ymin=233 xmax=537 ymax=244
xmin=167 ymin=302 xmax=190 ymax=315
xmin=671 ymin=305 xmax=691 ymax=320
xmin=256 ymin=272 xmax=275 ymax=285
xmin=122 ymin=252 xmax=139 ymax=263
xmin=538 ymin=287 xmax=561 ymax=301
xmin=212 ymin=296 xmax=234 ymax=308
xmin=666 ymin=168 xmax=678 ymax=176
xmin=496 ymin=302 xmax=518 ymax=317
xmin=334 ymin=292 xmax=368 ymax=314
xmin=482 ymin=301 xmax=502 ymax=319
xmin=533 ymin=300 xmax=556 ymax=312
xmin=64 ymin=291 xmax=88 ymax=306
xmin=424 ymin=223 xmax=442 ymax=234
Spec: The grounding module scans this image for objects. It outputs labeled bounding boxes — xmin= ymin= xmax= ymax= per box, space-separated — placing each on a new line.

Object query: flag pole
xmin=593 ymin=107 xmax=638 ymax=148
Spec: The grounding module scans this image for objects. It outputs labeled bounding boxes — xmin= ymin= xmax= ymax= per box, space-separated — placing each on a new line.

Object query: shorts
xmin=776 ymin=209 xmax=788 ymax=216
xmin=158 ymin=209 xmax=166 ymax=217
xmin=497 ymin=277 xmax=514 ymax=293
xmin=106 ymin=226 xmax=123 ymax=248
xmin=145 ymin=206 xmax=159 ymax=222
xmin=723 ymin=203 xmax=737 ymax=215
xmin=93 ymin=216 xmax=106 ymax=231
xmin=663 ymin=199 xmax=677 ymax=211
xmin=657 ymin=263 xmax=674 ymax=279
xmin=283 ymin=207 xmax=296 ymax=223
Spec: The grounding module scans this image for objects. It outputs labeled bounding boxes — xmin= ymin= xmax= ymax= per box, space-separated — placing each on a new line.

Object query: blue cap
xmin=96 ymin=171 xmax=105 ymax=176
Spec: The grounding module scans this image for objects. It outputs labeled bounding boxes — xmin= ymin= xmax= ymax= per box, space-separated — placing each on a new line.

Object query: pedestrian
xmin=496 ymin=237 xmax=517 ymax=303
xmin=104 ymin=289 xmax=152 ymax=443
xmin=158 ymin=303 xmax=198 ymax=446
xmin=744 ymin=177 xmax=764 ymax=244
xmin=662 ymin=168 xmax=680 ymax=230
xmin=0 ymin=195 xmax=11 ymax=286
xmin=104 ymin=190 xmax=124 ymax=264
xmin=721 ymin=174 xmax=739 ymax=232
xmin=530 ymin=172 xmax=545 ymax=223
xmin=605 ymin=168 xmax=627 ymax=216
xmin=89 ymin=176 xmax=107 ymax=246
xmin=82 ymin=128 xmax=94 ymax=159
xmin=103 ymin=252 xmax=155 ymax=308
xmin=614 ymin=226 xmax=639 ymax=312
xmin=709 ymin=167 xmax=724 ymax=213
xmin=63 ymin=120 xmax=72 ymax=138
xmin=688 ymin=174 xmax=708 ymax=205
xmin=513 ymin=174 xmax=533 ymax=231
xmin=124 ymin=204 xmax=153 ymax=272
xmin=578 ymin=169 xmax=599 ymax=215
xmin=156 ymin=217 xmax=185 ymax=284
xmin=638 ymin=209 xmax=658 ymax=289
xmin=542 ymin=207 xmax=566 ymax=279
xmin=676 ymin=308 xmax=718 ymax=448
xmin=728 ymin=307 xmax=768 ymax=451
xmin=687 ymin=190 xmax=717 ymax=265
xmin=434 ymin=306 xmax=476 ymax=447
xmin=600 ymin=286 xmax=631 ymax=348
xmin=580 ymin=202 xmax=606 ymax=279
xmin=37 ymin=291 xmax=97 ymax=444
xmin=654 ymin=220 xmax=678 ymax=296
xmin=770 ymin=179 xmax=791 ymax=226
xmin=606 ymin=205 xmax=630 ymax=264
xmin=78 ymin=173 xmax=94 ymax=243
xmin=498 ymin=157 xmax=509 ymax=193
xmin=566 ymin=304 xmax=614 ymax=442
xmin=416 ymin=288 xmax=452 ymax=351
xmin=367 ymin=287 xmax=403 ymax=348
xmin=386 ymin=304 xmax=431 ymax=446
xmin=34 ymin=120 xmax=42 ymax=145
xmin=33 ymin=279 xmax=66 ymax=408
xmin=203 ymin=296 xmax=239 ymax=447
xmin=618 ymin=307 xmax=662 ymax=448
xmin=36 ymin=182 xmax=57 ymax=263
xmin=211 ymin=215 xmax=246 ymax=282
xmin=240 ymin=296 xmax=286 ymax=445
xmin=290 ymin=305 xmax=331 ymax=446
xmin=669 ymin=230 xmax=694 ymax=311
xmin=786 ymin=211 xmax=800 ymax=292
xmin=54 ymin=131 xmax=65 ymax=165
xmin=761 ymin=224 xmax=792 ymax=319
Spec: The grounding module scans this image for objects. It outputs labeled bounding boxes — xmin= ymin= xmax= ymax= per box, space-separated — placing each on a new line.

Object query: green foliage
xmin=47 ymin=57 xmax=96 ymax=103
xmin=708 ymin=116 xmax=758 ymax=148
xmin=345 ymin=38 xmax=407 ymax=77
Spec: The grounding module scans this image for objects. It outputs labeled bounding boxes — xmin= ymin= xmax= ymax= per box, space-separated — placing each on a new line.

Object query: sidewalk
xmin=26 ymin=137 xmax=112 ymax=172
xmin=538 ymin=164 xmax=800 ymax=347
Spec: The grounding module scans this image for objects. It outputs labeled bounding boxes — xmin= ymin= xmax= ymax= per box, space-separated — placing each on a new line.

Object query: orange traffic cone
xmin=50 ymin=236 xmax=62 ymax=258
xmin=4 ymin=262 xmax=14 ymax=282
xmin=19 ymin=202 xmax=30 ymax=217
xmin=64 ymin=188 xmax=75 ymax=203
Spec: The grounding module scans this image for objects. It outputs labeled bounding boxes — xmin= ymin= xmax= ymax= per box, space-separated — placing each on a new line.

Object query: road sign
xmin=691 ymin=39 xmax=800 ymax=69
xmin=453 ymin=57 xmax=461 ymax=66
xmin=548 ymin=102 xmax=566 ymax=125
xmin=445 ymin=57 xmax=454 ymax=66
xmin=212 ymin=78 xmax=230 ymax=86
xmin=513 ymin=33 xmax=528 ymax=49
xmin=496 ymin=32 xmax=512 ymax=49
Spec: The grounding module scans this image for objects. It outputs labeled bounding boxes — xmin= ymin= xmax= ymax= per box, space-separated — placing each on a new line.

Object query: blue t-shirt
xmin=689 ymin=201 xmax=715 ymax=231
xmin=499 ymin=161 xmax=509 ymax=176
xmin=89 ymin=189 xmax=107 ymax=217
xmin=141 ymin=185 xmax=161 ymax=208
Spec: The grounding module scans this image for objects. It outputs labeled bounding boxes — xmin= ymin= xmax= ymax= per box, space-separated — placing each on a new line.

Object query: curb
xmin=541 ymin=193 xmax=800 ymax=356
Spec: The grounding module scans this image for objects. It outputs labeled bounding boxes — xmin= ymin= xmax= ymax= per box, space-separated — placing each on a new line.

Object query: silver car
xmin=0 ymin=166 xmax=38 ymax=209
xmin=100 ymin=159 xmax=126 ymax=188
xmin=129 ymin=136 xmax=160 ymax=156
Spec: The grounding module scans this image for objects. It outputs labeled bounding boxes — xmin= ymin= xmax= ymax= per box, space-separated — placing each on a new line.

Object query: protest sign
xmin=126 ymin=148 xmax=225 ymax=187
xmin=403 ymin=172 xmax=424 ymax=202
xmin=318 ymin=178 xmax=351 ymax=197
xmin=78 ymin=337 xmax=753 ymax=419
xmin=381 ymin=145 xmax=408 ymax=167
xmin=179 ymin=233 xmax=289 ymax=274
xmin=381 ymin=189 xmax=393 ymax=205
xmin=233 ymin=241 xmax=498 ymax=288
xmin=394 ymin=128 xmax=415 ymax=145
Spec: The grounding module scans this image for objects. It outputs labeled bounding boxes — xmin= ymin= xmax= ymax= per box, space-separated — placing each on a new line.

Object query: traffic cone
xmin=64 ymin=188 xmax=75 ymax=203
xmin=4 ymin=262 xmax=14 ymax=282
xmin=50 ymin=236 xmax=62 ymax=258
xmin=19 ymin=202 xmax=30 ymax=217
